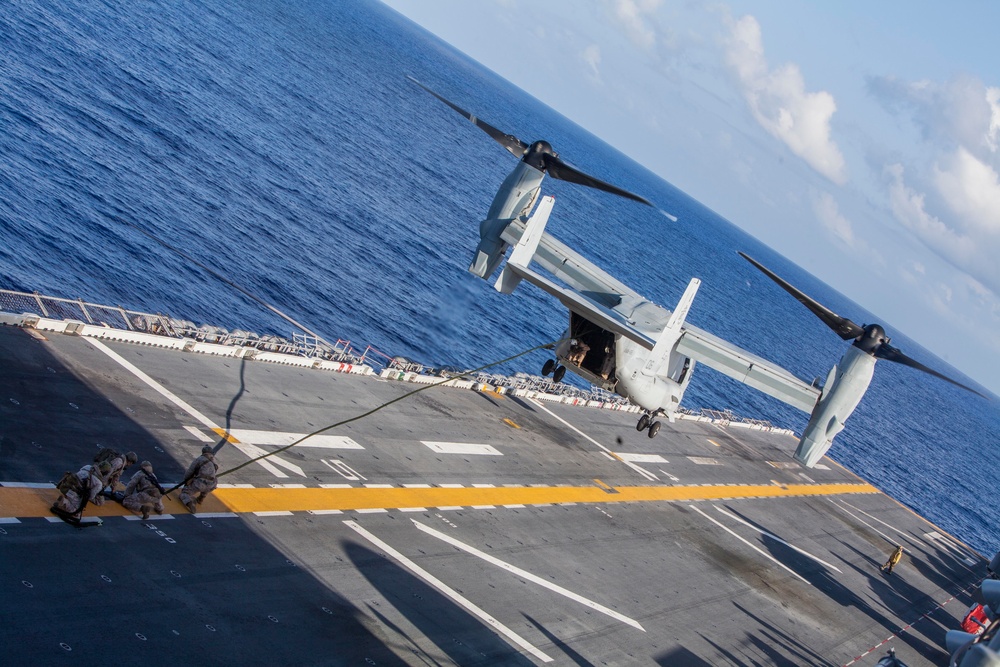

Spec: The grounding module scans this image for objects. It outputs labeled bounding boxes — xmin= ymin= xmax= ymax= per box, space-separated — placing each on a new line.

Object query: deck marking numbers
xmin=412 ymin=519 xmax=645 ymax=631
xmin=344 ymin=520 xmax=553 ymax=663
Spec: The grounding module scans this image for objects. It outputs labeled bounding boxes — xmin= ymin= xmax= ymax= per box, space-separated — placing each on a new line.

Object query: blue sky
xmin=381 ymin=0 xmax=1000 ymax=395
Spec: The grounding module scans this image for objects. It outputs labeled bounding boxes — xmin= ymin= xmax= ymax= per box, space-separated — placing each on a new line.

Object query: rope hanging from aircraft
xmin=160 ymin=336 xmax=567 ymax=494
xmin=111 ymin=216 xmax=568 ymax=494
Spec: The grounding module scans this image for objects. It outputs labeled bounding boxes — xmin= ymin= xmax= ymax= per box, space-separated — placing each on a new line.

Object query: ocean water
xmin=1 ymin=0 xmax=998 ymax=554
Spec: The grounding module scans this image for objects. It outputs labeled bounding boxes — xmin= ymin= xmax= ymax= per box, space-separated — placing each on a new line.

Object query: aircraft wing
xmin=675 ymin=326 xmax=821 ymax=413
xmin=500 ymin=218 xmax=821 ymax=414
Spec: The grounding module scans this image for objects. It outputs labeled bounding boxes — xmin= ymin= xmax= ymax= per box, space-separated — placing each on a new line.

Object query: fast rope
xmin=162 ymin=336 xmax=565 ymax=494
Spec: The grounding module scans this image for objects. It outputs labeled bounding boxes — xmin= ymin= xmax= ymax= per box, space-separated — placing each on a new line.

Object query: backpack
xmin=93 ymin=447 xmax=123 ymax=466
xmin=56 ymin=471 xmax=83 ymax=495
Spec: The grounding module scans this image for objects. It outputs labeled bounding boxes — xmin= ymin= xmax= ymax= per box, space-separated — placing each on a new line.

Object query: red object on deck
xmin=961 ymin=604 xmax=990 ymax=634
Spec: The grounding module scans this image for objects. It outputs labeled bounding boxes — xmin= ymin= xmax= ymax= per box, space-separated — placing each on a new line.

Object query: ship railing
xmin=0 ymin=288 xmax=179 ymax=335
xmin=696 ymin=408 xmax=773 ymax=429
xmin=387 ymin=356 xmax=426 ymax=374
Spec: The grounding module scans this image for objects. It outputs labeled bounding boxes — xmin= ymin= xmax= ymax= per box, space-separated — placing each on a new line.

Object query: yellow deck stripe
xmin=0 ymin=482 xmax=879 ymax=518
xmin=211 ymin=428 xmax=242 ymax=444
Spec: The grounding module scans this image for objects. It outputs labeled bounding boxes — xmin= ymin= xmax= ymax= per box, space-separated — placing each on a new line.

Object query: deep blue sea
xmin=1 ymin=0 xmax=997 ymax=554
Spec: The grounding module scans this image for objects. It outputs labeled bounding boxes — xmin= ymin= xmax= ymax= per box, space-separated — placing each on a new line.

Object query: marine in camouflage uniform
xmin=51 ymin=463 xmax=109 ymax=521
xmin=102 ymin=451 xmax=138 ymax=494
xmin=122 ymin=461 xmax=165 ymax=520
xmin=179 ymin=446 xmax=218 ymax=513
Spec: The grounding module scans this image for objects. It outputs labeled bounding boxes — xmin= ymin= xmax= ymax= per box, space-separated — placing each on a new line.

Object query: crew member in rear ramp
xmin=179 ymin=446 xmax=218 ymax=513
xmin=122 ymin=461 xmax=166 ymax=520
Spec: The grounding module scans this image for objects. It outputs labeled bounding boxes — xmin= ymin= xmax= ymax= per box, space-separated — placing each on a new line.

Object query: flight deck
xmin=0 ymin=317 xmax=987 ymax=666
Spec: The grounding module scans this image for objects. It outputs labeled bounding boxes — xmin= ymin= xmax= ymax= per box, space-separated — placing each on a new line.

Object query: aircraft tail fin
xmin=642 ymin=278 xmax=700 ymax=377
xmin=494 ymin=196 xmax=554 ymax=294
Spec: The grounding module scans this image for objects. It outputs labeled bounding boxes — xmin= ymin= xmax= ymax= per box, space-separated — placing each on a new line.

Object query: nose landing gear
xmin=636 ymin=413 xmax=662 ymax=438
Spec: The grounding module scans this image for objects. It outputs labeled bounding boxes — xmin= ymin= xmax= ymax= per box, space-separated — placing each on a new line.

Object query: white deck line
xmin=412 ymin=519 xmax=644 ymax=631
xmin=714 ymin=506 xmax=842 ymax=573
xmin=689 ymin=505 xmax=809 ymax=585
xmin=527 ymin=398 xmax=657 ymax=481
xmin=344 ymin=520 xmax=553 ymax=662
xmin=827 ymin=499 xmax=897 ymax=544
xmin=82 ymin=338 xmax=301 ymax=478
xmin=836 ymin=498 xmax=926 ymax=546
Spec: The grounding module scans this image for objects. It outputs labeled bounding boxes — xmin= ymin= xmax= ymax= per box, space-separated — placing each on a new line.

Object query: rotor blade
xmin=738 ymin=252 xmax=865 ymax=340
xmin=542 ymin=154 xmax=652 ymax=206
xmin=407 ymin=76 xmax=528 ymax=158
xmin=875 ymin=344 xmax=988 ymax=398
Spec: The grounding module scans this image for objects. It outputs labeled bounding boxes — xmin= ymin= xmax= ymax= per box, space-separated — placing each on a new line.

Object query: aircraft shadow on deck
xmin=720 ymin=504 xmax=952 ymax=664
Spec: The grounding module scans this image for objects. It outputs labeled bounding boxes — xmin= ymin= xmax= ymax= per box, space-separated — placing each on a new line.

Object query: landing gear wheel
xmin=647 ymin=421 xmax=661 ymax=438
xmin=636 ymin=414 xmax=650 ymax=431
xmin=541 ymin=359 xmax=555 ymax=376
xmin=552 ymin=365 xmax=567 ymax=383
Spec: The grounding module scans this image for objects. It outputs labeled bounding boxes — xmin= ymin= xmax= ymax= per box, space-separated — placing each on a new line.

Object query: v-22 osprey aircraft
xmin=409 ymin=77 xmax=984 ymax=468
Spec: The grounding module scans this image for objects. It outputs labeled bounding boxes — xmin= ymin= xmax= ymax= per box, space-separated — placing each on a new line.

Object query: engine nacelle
xmin=469 ymin=161 xmax=543 ymax=279
xmin=795 ymin=345 xmax=876 ymax=467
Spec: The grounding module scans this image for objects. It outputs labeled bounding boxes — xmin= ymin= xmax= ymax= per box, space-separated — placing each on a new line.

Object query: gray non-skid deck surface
xmin=0 ymin=327 xmax=986 ymax=665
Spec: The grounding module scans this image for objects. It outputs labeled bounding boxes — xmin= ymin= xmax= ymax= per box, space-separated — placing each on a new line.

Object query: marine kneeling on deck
xmin=52 ymin=448 xmax=139 ymax=523
xmin=122 ymin=461 xmax=166 ymax=520
xmin=179 ymin=446 xmax=219 ymax=514
xmin=51 ymin=446 xmax=219 ymax=522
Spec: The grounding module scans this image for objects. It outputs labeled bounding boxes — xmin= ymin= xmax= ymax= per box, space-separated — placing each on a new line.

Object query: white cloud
xmin=868 ymin=74 xmax=999 ymax=157
xmin=582 ymin=44 xmax=602 ymax=82
xmin=608 ymin=0 xmax=662 ymax=51
xmin=813 ymin=192 xmax=854 ymax=246
xmin=870 ymin=74 xmax=1000 ymax=300
xmin=884 ymin=163 xmax=990 ymax=283
xmin=723 ymin=14 xmax=847 ymax=184
xmin=932 ymin=147 xmax=1000 ymax=234
xmin=812 ymin=191 xmax=884 ymax=268
xmin=987 ymin=87 xmax=1000 ymax=151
